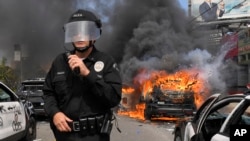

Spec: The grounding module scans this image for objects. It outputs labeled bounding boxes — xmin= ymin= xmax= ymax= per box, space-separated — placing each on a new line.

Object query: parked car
xmin=173 ymin=93 xmax=250 ymax=141
xmin=17 ymin=78 xmax=46 ymax=117
xmin=0 ymin=81 xmax=37 ymax=141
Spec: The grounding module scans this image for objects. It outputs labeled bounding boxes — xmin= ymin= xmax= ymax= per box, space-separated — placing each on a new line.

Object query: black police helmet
xmin=68 ymin=9 xmax=102 ymax=28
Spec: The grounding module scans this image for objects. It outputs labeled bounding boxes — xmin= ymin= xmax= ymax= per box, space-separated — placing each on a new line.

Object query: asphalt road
xmin=34 ymin=115 xmax=175 ymax=141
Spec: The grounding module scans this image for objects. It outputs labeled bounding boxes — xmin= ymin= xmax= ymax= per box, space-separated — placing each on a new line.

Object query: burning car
xmin=119 ymin=69 xmax=209 ymax=120
xmin=143 ymin=85 xmax=196 ymax=120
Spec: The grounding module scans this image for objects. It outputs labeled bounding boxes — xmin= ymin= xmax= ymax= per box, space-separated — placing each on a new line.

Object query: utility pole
xmin=188 ymin=0 xmax=191 ymax=17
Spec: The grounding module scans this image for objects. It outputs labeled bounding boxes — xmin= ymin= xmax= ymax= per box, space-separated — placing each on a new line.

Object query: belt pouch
xmin=96 ymin=115 xmax=104 ymax=132
xmin=88 ymin=117 xmax=97 ymax=135
xmin=79 ymin=118 xmax=88 ymax=136
xmin=100 ymin=113 xmax=113 ymax=135
xmin=100 ymin=120 xmax=113 ymax=135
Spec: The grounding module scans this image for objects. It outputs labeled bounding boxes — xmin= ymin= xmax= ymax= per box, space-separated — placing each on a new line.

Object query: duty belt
xmin=71 ymin=121 xmax=80 ymax=131
xmin=69 ymin=114 xmax=105 ymax=136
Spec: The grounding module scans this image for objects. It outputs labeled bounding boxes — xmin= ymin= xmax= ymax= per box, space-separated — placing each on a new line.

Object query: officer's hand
xmin=68 ymin=54 xmax=90 ymax=76
xmin=53 ymin=112 xmax=73 ymax=132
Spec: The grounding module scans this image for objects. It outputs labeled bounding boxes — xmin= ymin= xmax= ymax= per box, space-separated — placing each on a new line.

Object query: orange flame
xmin=122 ymin=87 xmax=135 ymax=94
xmin=118 ymin=68 xmax=210 ymax=120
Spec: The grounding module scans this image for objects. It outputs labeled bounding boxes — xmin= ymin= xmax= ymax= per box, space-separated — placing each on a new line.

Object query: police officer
xmin=43 ymin=9 xmax=122 ymax=141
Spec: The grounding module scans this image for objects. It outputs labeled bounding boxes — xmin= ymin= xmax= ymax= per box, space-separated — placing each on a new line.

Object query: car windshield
xmin=23 ymin=85 xmax=43 ymax=92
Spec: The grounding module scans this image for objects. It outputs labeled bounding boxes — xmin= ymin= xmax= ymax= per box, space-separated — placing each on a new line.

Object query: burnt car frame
xmin=143 ymin=85 xmax=196 ymax=120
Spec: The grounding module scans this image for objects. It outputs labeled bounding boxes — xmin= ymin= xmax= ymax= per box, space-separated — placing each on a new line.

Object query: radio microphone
xmin=66 ymin=52 xmax=80 ymax=75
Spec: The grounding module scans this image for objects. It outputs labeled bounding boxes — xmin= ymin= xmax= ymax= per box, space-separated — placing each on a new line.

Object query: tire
xmin=144 ymin=108 xmax=152 ymax=120
xmin=174 ymin=130 xmax=182 ymax=141
xmin=144 ymin=93 xmax=153 ymax=120
xmin=20 ymin=116 xmax=37 ymax=141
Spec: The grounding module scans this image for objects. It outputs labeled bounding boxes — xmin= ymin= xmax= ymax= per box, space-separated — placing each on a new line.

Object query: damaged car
xmin=143 ymin=85 xmax=196 ymax=120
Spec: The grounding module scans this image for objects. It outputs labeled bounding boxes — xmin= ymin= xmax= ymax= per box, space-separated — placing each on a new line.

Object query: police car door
xmin=0 ymin=85 xmax=26 ymax=140
xmin=211 ymin=95 xmax=250 ymax=141
xmin=184 ymin=93 xmax=221 ymax=141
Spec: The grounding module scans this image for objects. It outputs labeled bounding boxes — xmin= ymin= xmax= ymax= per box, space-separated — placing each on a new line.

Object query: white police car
xmin=211 ymin=94 xmax=250 ymax=141
xmin=173 ymin=93 xmax=250 ymax=141
xmin=0 ymin=81 xmax=36 ymax=141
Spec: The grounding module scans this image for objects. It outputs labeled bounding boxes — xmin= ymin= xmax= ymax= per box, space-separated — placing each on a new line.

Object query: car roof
xmin=21 ymin=78 xmax=45 ymax=85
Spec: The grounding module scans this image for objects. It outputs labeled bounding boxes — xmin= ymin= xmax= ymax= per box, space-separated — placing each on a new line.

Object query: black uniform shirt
xmin=43 ymin=47 xmax=122 ymax=120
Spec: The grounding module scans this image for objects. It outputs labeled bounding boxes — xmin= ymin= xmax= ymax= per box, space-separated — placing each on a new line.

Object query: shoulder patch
xmin=94 ymin=61 xmax=104 ymax=72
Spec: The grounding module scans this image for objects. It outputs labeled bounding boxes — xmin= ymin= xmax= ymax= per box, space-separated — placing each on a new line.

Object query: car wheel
xmin=144 ymin=108 xmax=152 ymax=120
xmin=174 ymin=130 xmax=182 ymax=141
xmin=20 ymin=116 xmax=37 ymax=141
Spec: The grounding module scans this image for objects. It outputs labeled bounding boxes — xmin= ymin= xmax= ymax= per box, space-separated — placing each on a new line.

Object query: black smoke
xmin=0 ymin=0 xmax=78 ymax=79
xmin=108 ymin=0 xmax=228 ymax=93
xmin=0 ymin=0 xmax=231 ymax=92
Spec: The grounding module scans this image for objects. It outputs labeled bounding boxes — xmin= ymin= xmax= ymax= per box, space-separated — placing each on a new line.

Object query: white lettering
xmin=234 ymin=129 xmax=247 ymax=136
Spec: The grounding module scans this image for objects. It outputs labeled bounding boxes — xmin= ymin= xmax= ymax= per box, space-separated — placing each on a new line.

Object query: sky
xmin=178 ymin=0 xmax=188 ymax=11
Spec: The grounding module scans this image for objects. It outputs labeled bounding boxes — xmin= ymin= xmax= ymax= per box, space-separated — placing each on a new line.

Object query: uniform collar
xmin=85 ymin=46 xmax=98 ymax=62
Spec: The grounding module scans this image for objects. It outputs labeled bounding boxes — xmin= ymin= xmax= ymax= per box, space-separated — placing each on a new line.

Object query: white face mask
xmin=64 ymin=21 xmax=101 ymax=43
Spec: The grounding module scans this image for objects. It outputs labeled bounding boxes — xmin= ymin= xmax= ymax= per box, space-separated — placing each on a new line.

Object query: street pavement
xmin=34 ymin=115 xmax=175 ymax=141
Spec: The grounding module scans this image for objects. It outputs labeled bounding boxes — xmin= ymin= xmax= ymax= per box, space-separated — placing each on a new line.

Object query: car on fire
xmin=173 ymin=93 xmax=250 ymax=141
xmin=0 ymin=81 xmax=37 ymax=141
xmin=143 ymin=85 xmax=196 ymax=120
xmin=16 ymin=78 xmax=46 ymax=117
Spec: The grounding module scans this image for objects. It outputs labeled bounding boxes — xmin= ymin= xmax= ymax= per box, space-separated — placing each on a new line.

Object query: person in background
xmin=43 ymin=9 xmax=122 ymax=141
xmin=244 ymin=83 xmax=250 ymax=95
xmin=199 ymin=0 xmax=225 ymax=22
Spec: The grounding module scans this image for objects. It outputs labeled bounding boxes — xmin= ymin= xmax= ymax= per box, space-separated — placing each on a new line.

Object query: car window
xmin=0 ymin=89 xmax=11 ymax=102
xmin=217 ymin=96 xmax=249 ymax=136
xmin=240 ymin=106 xmax=250 ymax=125
xmin=201 ymin=97 xmax=243 ymax=141
xmin=217 ymin=102 xmax=240 ymax=115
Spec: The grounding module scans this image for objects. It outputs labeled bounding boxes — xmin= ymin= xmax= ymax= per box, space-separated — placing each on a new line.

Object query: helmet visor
xmin=64 ymin=21 xmax=100 ymax=43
